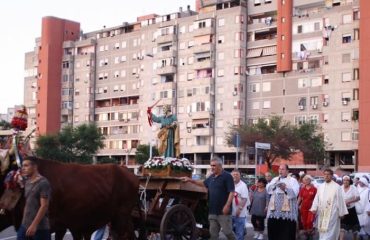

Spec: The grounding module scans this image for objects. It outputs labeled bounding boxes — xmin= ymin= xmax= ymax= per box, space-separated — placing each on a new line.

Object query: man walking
xmin=17 ymin=157 xmax=51 ymax=240
xmin=310 ymin=168 xmax=348 ymax=240
xmin=231 ymin=169 xmax=250 ymax=240
xmin=182 ymin=158 xmax=236 ymax=240
xmin=266 ymin=164 xmax=300 ymax=240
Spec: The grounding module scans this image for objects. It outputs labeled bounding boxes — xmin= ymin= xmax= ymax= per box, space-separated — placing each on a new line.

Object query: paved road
xmin=0 ymin=221 xmax=358 ymax=240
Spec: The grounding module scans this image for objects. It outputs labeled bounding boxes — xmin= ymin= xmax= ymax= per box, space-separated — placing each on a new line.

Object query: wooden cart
xmin=132 ymin=176 xmax=208 ymax=240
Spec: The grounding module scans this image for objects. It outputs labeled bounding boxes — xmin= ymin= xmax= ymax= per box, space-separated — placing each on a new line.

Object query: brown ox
xmin=0 ymin=157 xmax=139 ymax=240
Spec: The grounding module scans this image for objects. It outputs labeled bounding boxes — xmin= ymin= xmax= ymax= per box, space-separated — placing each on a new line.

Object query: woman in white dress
xmin=340 ymin=175 xmax=360 ymax=240
xmin=356 ymin=177 xmax=370 ymax=239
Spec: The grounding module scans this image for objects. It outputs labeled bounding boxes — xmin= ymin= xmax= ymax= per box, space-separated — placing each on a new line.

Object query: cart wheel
xmin=160 ymin=204 xmax=196 ymax=240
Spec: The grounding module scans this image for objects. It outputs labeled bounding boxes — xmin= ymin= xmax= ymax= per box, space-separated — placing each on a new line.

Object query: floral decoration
xmin=143 ymin=157 xmax=193 ymax=172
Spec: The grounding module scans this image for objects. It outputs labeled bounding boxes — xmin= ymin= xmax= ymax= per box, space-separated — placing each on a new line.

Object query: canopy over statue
xmin=147 ymin=104 xmax=180 ymax=158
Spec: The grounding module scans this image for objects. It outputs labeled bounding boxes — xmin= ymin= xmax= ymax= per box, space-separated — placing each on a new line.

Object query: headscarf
xmin=359 ymin=177 xmax=369 ymax=187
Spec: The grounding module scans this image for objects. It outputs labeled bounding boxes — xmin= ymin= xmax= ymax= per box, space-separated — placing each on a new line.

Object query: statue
xmin=147 ymin=104 xmax=180 ymax=158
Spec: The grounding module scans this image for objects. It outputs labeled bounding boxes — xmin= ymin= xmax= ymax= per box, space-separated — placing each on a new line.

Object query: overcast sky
xmin=0 ymin=0 xmax=195 ymax=113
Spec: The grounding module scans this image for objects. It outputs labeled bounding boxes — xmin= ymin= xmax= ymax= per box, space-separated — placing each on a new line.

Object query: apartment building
xmin=24 ymin=0 xmax=370 ymax=172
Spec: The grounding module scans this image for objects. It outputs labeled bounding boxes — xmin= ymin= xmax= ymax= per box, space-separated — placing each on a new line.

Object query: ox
xmin=0 ymin=157 xmax=139 ymax=239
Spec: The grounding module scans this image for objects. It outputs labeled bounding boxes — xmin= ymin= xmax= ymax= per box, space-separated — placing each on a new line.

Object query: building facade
xmin=24 ymin=0 xmax=370 ymax=172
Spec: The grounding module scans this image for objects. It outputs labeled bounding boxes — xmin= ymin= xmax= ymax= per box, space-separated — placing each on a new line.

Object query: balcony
xmin=156 ymin=65 xmax=176 ymax=75
xmin=62 ymin=55 xmax=74 ymax=61
xmin=247 ymin=38 xmax=277 ymax=49
xmin=95 ymin=104 xmax=139 ymax=113
xmin=248 ymin=21 xmax=277 ymax=32
xmin=61 ymin=108 xmax=72 ymax=115
xmin=193 ymin=60 xmax=214 ymax=70
xmin=75 ymin=52 xmax=95 ymax=59
xmin=193 ymin=27 xmax=215 ymax=37
xmin=156 ymin=34 xmax=176 ymax=44
xmin=192 ymin=127 xmax=212 ymax=136
xmin=75 ymin=38 xmax=96 ymax=48
xmin=190 ymin=111 xmax=212 ymax=119
xmin=191 ymin=145 xmax=212 ymax=153
xmin=193 ymin=44 xmax=214 ymax=54
xmin=293 ymin=31 xmax=322 ymax=40
xmin=156 ymin=50 xmax=177 ymax=59
xmin=247 ymin=55 xmax=276 ymax=66
xmin=63 ymin=41 xmax=74 ymax=49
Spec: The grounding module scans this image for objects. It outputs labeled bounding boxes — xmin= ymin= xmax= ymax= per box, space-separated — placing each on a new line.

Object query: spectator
xmin=266 ymin=164 xmax=300 ymax=240
xmin=340 ymin=175 xmax=360 ymax=240
xmin=298 ymin=175 xmax=317 ymax=240
xmin=182 ymin=158 xmax=236 ymax=240
xmin=231 ymin=169 xmax=250 ymax=240
xmin=17 ymin=157 xmax=52 ymax=240
xmin=264 ymin=172 xmax=272 ymax=184
xmin=250 ymin=177 xmax=269 ymax=240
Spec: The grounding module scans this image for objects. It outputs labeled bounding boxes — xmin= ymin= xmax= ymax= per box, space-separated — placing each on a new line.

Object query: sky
xmin=0 ymin=0 xmax=195 ymax=113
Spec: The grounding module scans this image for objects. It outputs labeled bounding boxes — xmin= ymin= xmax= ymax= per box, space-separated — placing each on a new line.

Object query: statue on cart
xmin=147 ymin=104 xmax=180 ymax=158
xmin=146 ymin=103 xmax=191 ymax=177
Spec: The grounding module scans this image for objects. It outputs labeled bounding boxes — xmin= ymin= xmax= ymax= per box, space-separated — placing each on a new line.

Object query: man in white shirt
xmin=231 ymin=169 xmax=250 ymax=240
xmin=310 ymin=168 xmax=348 ymax=240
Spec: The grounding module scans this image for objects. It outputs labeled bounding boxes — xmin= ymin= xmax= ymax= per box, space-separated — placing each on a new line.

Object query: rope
xmin=139 ymin=174 xmax=151 ymax=218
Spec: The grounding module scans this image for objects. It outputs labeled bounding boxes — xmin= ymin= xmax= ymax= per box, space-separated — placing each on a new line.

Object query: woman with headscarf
xmin=356 ymin=177 xmax=370 ymax=239
xmin=297 ymin=175 xmax=317 ymax=240
xmin=340 ymin=175 xmax=360 ymax=240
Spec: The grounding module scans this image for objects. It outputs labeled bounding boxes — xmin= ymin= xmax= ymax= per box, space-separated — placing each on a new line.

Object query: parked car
xmin=312 ymin=177 xmax=325 ymax=188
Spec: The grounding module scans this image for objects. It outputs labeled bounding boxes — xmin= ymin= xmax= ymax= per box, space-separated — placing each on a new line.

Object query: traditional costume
xmin=310 ymin=180 xmax=348 ymax=240
xmin=267 ymin=175 xmax=300 ymax=240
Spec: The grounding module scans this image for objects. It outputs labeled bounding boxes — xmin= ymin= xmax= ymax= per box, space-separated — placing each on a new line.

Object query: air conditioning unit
xmin=299 ymin=105 xmax=305 ymax=110
xmin=323 ymin=102 xmax=329 ymax=107
xmin=312 ymin=104 xmax=318 ymax=109
xmin=342 ymin=100 xmax=348 ymax=105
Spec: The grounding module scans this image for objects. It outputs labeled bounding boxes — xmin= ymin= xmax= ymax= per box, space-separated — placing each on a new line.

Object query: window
xmin=309 ymin=114 xmax=319 ymax=124
xmin=263 ymin=101 xmax=271 ymax=109
xmin=234 ymin=49 xmax=243 ymax=58
xmin=217 ymin=102 xmax=223 ymax=111
xmin=342 ymin=72 xmax=352 ymax=82
xmin=281 ymin=35 xmax=285 ymax=40
xmin=353 ymin=109 xmax=359 ymax=121
xmin=311 ymin=77 xmax=322 ymax=87
xmin=298 ymin=78 xmax=309 ymax=88
xmin=353 ymin=68 xmax=359 ymax=80
xmin=252 ymin=102 xmax=260 ymax=110
xmin=218 ymin=35 xmax=224 ymax=44
xmin=262 ymin=82 xmax=271 ymax=92
xmin=342 ymin=14 xmax=352 ymax=24
xmin=281 ymin=17 xmax=286 ymax=23
xmin=342 ymin=34 xmax=352 ymax=43
xmin=341 ymin=132 xmax=351 ymax=141
xmin=353 ymin=10 xmax=360 ymax=20
xmin=249 ymin=83 xmax=260 ymax=93
xmin=297 ymin=25 xmax=303 ymax=34
xmin=254 ymin=0 xmax=261 ymax=6
xmin=295 ymin=116 xmax=306 ymax=125
xmin=310 ymin=96 xmax=318 ymax=106
xmin=352 ymin=130 xmax=359 ymax=141
xmin=353 ymin=88 xmax=359 ymax=100
xmin=235 ymin=15 xmax=244 ymax=24
xmin=235 ymin=32 xmax=244 ymax=41
xmin=354 ymin=28 xmax=360 ymax=40
xmin=342 ymin=53 xmax=351 ymax=63
xmin=218 ymin=52 xmax=224 ymax=60
xmin=234 ymin=66 xmax=243 ymax=75
xmin=314 ymin=22 xmax=320 ymax=31
xmin=218 ymin=18 xmax=225 ymax=27
xmin=341 ymin=112 xmax=351 ymax=122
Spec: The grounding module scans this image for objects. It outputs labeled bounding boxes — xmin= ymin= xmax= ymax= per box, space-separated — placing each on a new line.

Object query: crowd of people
xmin=184 ymin=160 xmax=370 ymax=240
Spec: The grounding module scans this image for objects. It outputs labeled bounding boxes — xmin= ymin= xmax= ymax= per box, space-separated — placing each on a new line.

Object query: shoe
xmin=257 ymin=233 xmax=264 ymax=240
xmin=253 ymin=232 xmax=258 ymax=238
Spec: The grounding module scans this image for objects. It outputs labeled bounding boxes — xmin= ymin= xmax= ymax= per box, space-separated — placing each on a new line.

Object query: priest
xmin=310 ymin=168 xmax=348 ymax=240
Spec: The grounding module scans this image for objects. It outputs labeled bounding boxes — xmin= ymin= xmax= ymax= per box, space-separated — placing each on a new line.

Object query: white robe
xmin=357 ymin=187 xmax=370 ymax=235
xmin=310 ymin=181 xmax=348 ymax=240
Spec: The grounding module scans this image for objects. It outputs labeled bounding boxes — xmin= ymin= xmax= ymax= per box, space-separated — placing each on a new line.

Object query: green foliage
xmin=135 ymin=144 xmax=159 ymax=165
xmin=0 ymin=120 xmax=11 ymax=130
xmin=226 ymin=116 xmax=327 ymax=169
xmin=35 ymin=124 xmax=104 ymax=164
xmin=97 ymin=156 xmax=118 ymax=164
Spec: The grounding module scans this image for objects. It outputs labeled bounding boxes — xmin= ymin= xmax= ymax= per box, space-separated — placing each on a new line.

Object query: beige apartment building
xmin=24 ymin=0 xmax=369 ymax=172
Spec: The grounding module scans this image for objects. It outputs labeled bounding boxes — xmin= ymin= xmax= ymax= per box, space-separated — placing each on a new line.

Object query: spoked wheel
xmin=160 ymin=204 xmax=196 ymax=240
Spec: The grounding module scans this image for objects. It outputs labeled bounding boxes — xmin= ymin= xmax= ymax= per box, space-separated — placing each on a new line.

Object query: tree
xmin=226 ymin=116 xmax=327 ymax=170
xmin=35 ymin=124 xmax=104 ymax=164
xmin=135 ymin=144 xmax=159 ymax=165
